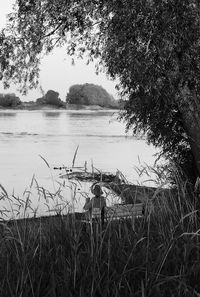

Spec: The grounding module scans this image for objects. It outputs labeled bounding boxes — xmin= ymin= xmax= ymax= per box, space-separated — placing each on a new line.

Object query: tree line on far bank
xmin=0 ymin=84 xmax=121 ymax=109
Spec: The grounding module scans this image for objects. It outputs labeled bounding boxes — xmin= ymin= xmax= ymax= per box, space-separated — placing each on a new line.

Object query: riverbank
xmin=0 ymin=185 xmax=199 ymax=296
xmin=0 ymin=102 xmax=120 ymax=111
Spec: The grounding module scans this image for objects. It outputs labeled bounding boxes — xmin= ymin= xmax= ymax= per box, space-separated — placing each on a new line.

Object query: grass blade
xmin=72 ymin=145 xmax=79 ymax=168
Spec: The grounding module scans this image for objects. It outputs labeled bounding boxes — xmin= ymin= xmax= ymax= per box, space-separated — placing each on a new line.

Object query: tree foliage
xmin=66 ymin=83 xmax=118 ymax=107
xmin=0 ymin=93 xmax=21 ymax=107
xmin=1 ymin=0 xmax=200 ymax=180
xmin=0 ymin=0 xmax=106 ymax=93
xmin=103 ymin=0 xmax=200 ymax=180
xmin=36 ymin=90 xmax=65 ymax=107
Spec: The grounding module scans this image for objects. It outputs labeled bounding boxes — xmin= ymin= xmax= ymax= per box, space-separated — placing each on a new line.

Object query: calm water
xmin=0 ymin=109 xmax=158 ymax=217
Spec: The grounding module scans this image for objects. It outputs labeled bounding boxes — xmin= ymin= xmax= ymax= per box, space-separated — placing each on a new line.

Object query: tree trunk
xmin=176 ymin=85 xmax=200 ymax=177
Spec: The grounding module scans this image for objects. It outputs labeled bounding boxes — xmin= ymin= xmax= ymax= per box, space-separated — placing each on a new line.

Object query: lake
xmin=0 ymin=109 xmax=159 ymax=218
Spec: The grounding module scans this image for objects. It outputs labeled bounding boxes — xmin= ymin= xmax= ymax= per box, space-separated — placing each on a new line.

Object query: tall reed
xmin=0 ymin=165 xmax=200 ymax=296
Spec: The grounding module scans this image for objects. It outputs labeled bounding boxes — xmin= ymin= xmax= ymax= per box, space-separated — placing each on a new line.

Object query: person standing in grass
xmin=83 ymin=183 xmax=106 ymax=224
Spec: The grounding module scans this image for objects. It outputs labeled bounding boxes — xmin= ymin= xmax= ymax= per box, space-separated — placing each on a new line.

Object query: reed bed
xmin=0 ymin=166 xmax=200 ymax=296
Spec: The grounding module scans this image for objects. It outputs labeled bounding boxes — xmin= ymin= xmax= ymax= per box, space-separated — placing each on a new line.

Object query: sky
xmin=0 ymin=1 xmax=119 ymax=102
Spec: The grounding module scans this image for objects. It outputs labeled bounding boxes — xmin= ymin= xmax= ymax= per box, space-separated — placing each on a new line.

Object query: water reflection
xmin=68 ymin=110 xmax=117 ymax=118
xmin=0 ymin=112 xmax=16 ymax=117
xmin=43 ymin=111 xmax=61 ymax=117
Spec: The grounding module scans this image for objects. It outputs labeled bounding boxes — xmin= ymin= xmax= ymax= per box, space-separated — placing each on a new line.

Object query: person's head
xmin=91 ymin=184 xmax=103 ymax=197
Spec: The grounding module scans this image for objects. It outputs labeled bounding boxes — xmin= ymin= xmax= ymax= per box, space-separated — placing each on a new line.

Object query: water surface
xmin=0 ymin=109 xmax=158 ymax=217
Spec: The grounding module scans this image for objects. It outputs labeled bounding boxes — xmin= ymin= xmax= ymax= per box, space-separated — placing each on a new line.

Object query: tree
xmin=66 ymin=85 xmax=86 ymax=105
xmin=36 ymin=90 xmax=65 ymax=107
xmin=102 ymin=0 xmax=200 ymax=181
xmin=0 ymin=93 xmax=21 ymax=107
xmin=1 ymin=0 xmax=200 ymax=180
xmin=66 ymin=83 xmax=118 ymax=107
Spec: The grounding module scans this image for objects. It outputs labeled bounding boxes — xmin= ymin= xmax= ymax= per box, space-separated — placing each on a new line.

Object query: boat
xmin=53 ymin=162 xmax=126 ymax=184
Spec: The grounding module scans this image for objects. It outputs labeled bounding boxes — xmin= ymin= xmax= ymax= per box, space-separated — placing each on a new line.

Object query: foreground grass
xmin=0 ymin=182 xmax=200 ymax=297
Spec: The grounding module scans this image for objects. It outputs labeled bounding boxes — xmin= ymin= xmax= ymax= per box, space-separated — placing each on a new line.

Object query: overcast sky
xmin=0 ymin=1 xmax=119 ymax=101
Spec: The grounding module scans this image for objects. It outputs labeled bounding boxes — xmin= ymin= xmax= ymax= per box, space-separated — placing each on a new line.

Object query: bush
xmin=0 ymin=93 xmax=21 ymax=107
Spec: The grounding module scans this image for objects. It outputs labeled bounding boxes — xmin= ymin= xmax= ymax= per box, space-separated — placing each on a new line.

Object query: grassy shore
xmin=0 ymin=181 xmax=200 ymax=297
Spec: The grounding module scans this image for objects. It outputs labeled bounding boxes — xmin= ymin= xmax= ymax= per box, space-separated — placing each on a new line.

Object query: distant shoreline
xmin=0 ymin=103 xmax=120 ymax=111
